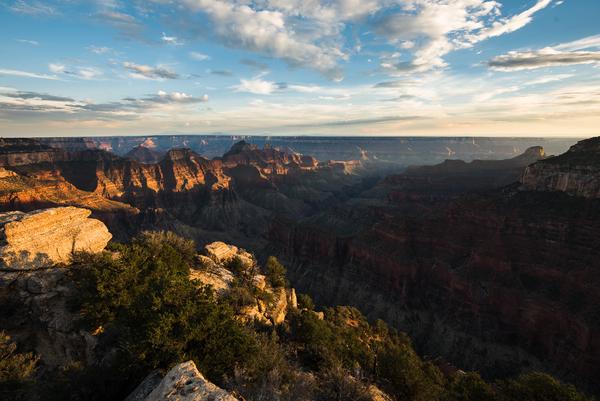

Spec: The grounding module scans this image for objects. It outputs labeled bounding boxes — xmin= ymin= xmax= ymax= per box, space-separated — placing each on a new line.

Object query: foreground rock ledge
xmin=128 ymin=360 xmax=238 ymax=401
xmin=0 ymin=206 xmax=112 ymax=269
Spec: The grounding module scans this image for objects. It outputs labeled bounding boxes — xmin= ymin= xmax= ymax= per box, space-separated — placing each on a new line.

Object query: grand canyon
xmin=0 ymin=135 xmax=598 ymax=400
xmin=3 ymin=0 xmax=600 ymax=399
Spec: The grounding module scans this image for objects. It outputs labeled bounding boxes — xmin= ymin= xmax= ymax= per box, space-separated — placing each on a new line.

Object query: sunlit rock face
xmin=191 ymin=241 xmax=297 ymax=325
xmin=0 ymin=206 xmax=113 ymax=367
xmin=0 ymin=207 xmax=111 ymax=269
xmin=521 ymin=137 xmax=600 ymax=198
xmin=127 ymin=361 xmax=239 ymax=401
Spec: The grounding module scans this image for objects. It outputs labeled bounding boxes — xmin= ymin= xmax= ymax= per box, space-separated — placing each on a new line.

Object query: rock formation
xmin=129 ymin=361 xmax=238 ymax=401
xmin=521 ymin=137 xmax=600 ymax=198
xmin=191 ymin=241 xmax=296 ymax=325
xmin=0 ymin=207 xmax=112 ymax=269
xmin=125 ymin=145 xmax=164 ymax=164
xmin=0 ymin=206 xmax=112 ymax=366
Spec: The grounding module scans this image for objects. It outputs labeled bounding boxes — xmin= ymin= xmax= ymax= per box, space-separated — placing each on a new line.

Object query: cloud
xmin=488 ymin=49 xmax=600 ymax=71
xmin=555 ymin=34 xmax=600 ymax=51
xmin=48 ymin=63 xmax=65 ymax=73
xmin=285 ymin=115 xmax=425 ymax=128
xmin=209 ymin=69 xmax=233 ymax=76
xmin=374 ymin=0 xmax=553 ymax=73
xmin=0 ymin=68 xmax=59 ymax=80
xmin=95 ymin=10 xmax=143 ymax=39
xmin=48 ymin=63 xmax=103 ymax=80
xmin=7 ymin=0 xmax=57 ymax=15
xmin=123 ymin=62 xmax=179 ymax=79
xmin=0 ymin=89 xmax=208 ymax=122
xmin=467 ymin=0 xmax=553 ymax=43
xmin=177 ymin=0 xmax=346 ymax=80
xmin=0 ymin=90 xmax=74 ymax=102
xmin=161 ymin=32 xmax=183 ymax=45
xmin=488 ymin=33 xmax=600 ymax=71
xmin=241 ymin=59 xmax=269 ymax=71
xmin=234 ymin=77 xmax=279 ymax=95
xmin=16 ymin=39 xmax=39 ymax=46
xmin=149 ymin=90 xmax=208 ymax=103
xmin=189 ymin=51 xmax=211 ymax=61
xmin=88 ymin=45 xmax=111 ymax=54
xmin=373 ymin=80 xmax=416 ymax=88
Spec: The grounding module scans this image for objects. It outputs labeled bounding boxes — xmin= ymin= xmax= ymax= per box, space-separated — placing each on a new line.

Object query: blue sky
xmin=1 ymin=0 xmax=599 ymax=137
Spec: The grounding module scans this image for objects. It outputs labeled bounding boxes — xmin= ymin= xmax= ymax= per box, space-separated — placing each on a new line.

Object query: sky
xmin=0 ymin=0 xmax=599 ymax=137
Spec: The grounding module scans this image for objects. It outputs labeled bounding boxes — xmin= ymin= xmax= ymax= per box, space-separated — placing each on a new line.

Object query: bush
xmin=265 ymin=256 xmax=288 ymax=288
xmin=297 ymin=293 xmax=315 ymax=310
xmin=71 ymin=231 xmax=257 ymax=385
xmin=0 ymin=331 xmax=38 ymax=401
xmin=445 ymin=372 xmax=496 ymax=401
xmin=497 ymin=372 xmax=591 ymax=401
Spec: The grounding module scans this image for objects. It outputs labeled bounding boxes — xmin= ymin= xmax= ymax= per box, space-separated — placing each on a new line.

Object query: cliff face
xmin=521 ymin=138 xmax=600 ymax=198
xmin=0 ymin=139 xmax=370 ymax=247
xmin=0 ymin=207 xmax=111 ymax=269
xmin=0 ymin=207 xmax=111 ymax=368
xmin=269 ymin=145 xmax=600 ymax=393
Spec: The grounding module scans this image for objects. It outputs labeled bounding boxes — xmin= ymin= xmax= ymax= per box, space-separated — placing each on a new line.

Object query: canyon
xmin=270 ymin=138 xmax=600 ymax=394
xmin=1 ymin=135 xmax=599 ymax=397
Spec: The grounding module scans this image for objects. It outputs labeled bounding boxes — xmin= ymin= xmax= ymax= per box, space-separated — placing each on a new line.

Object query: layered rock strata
xmin=0 ymin=207 xmax=112 ymax=269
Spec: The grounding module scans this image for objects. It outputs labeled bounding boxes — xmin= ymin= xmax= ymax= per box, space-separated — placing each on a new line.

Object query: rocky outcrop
xmin=0 ymin=267 xmax=95 ymax=367
xmin=0 ymin=207 xmax=111 ymax=269
xmin=521 ymin=137 xmax=600 ymax=198
xmin=0 ymin=206 xmax=114 ymax=367
xmin=191 ymin=241 xmax=296 ymax=325
xmin=130 ymin=361 xmax=238 ymax=401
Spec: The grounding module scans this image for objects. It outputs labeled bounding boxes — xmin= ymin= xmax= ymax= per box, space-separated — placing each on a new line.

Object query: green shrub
xmin=0 ymin=331 xmax=38 ymax=401
xmin=445 ymin=372 xmax=496 ymax=401
xmin=497 ymin=372 xmax=591 ymax=401
xmin=265 ymin=256 xmax=288 ymax=288
xmin=297 ymin=293 xmax=315 ymax=310
xmin=71 ymin=231 xmax=257 ymax=384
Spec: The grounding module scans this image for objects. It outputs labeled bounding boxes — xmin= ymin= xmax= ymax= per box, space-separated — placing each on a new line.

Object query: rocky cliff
xmin=0 ymin=139 xmax=371 ymax=249
xmin=521 ymin=137 xmax=600 ymax=198
xmin=269 ymin=143 xmax=600 ymax=394
xmin=0 ymin=207 xmax=112 ymax=269
xmin=0 ymin=207 xmax=111 ymax=369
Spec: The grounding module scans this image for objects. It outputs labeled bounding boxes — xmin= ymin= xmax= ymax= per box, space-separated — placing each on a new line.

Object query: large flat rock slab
xmin=0 ymin=206 xmax=111 ymax=269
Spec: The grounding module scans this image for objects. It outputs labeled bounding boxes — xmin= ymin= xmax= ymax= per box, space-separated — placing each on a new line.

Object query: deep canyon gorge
xmin=0 ymin=135 xmax=597 ymax=400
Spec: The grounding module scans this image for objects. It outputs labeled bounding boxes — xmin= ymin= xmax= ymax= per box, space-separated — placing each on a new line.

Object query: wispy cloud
xmin=209 ymin=69 xmax=233 ymax=77
xmin=88 ymin=45 xmax=111 ymax=54
xmin=0 ymin=68 xmax=59 ymax=80
xmin=488 ymin=34 xmax=600 ymax=71
xmin=161 ymin=32 xmax=183 ymax=45
xmin=16 ymin=38 xmax=39 ymax=46
xmin=241 ymin=59 xmax=269 ymax=71
xmin=48 ymin=63 xmax=103 ymax=80
xmin=123 ymin=62 xmax=179 ymax=80
xmin=0 ymin=90 xmax=74 ymax=102
xmin=490 ymin=50 xmax=600 ymax=71
xmin=189 ymin=51 xmax=211 ymax=61
xmin=7 ymin=0 xmax=57 ymax=15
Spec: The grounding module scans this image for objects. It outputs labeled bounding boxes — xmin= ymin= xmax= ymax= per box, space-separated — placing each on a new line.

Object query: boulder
xmin=142 ymin=360 xmax=238 ymax=401
xmin=189 ymin=267 xmax=234 ymax=296
xmin=0 ymin=207 xmax=111 ymax=269
xmin=203 ymin=241 xmax=253 ymax=267
xmin=204 ymin=241 xmax=239 ymax=262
